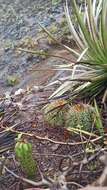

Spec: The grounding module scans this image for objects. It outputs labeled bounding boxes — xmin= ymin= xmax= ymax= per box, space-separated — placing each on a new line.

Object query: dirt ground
xmin=0 ymin=1 xmax=106 ymax=190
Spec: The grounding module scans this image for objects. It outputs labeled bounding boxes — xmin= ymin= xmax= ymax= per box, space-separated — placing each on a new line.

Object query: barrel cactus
xmin=15 ymin=139 xmax=37 ymax=179
xmin=43 ymin=99 xmax=68 ymax=126
xmin=65 ymin=104 xmax=95 ymax=131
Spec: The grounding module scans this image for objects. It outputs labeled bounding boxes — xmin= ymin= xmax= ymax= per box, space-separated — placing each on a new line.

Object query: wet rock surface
xmin=0 ymin=0 xmax=65 ymax=94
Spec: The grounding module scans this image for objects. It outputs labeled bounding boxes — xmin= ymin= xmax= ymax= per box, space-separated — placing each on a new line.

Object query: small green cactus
xmin=6 ymin=75 xmax=19 ymax=86
xmin=65 ymin=104 xmax=95 ymax=131
xmin=43 ymin=100 xmax=67 ymax=126
xmin=15 ymin=139 xmax=37 ymax=179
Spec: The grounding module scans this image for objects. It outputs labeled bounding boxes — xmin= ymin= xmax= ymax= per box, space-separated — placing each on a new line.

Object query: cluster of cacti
xmin=43 ymin=101 xmax=95 ymax=131
xmin=65 ymin=104 xmax=95 ymax=131
xmin=43 ymin=99 xmax=68 ymax=126
xmin=15 ymin=139 xmax=37 ymax=179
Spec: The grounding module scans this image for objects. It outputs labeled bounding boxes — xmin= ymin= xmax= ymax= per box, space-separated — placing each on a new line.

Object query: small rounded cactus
xmin=43 ymin=99 xmax=68 ymax=126
xmin=65 ymin=104 xmax=95 ymax=131
xmin=15 ymin=139 xmax=37 ymax=179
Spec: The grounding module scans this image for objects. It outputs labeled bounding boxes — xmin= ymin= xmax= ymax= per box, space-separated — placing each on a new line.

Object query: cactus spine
xmin=43 ymin=99 xmax=67 ymax=126
xmin=65 ymin=104 xmax=95 ymax=131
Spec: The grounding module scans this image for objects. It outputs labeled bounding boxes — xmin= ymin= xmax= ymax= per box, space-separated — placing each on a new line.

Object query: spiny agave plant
xmin=49 ymin=0 xmax=107 ymax=101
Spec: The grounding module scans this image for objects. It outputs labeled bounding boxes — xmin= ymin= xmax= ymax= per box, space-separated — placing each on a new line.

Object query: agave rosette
xmin=49 ymin=0 xmax=107 ymax=100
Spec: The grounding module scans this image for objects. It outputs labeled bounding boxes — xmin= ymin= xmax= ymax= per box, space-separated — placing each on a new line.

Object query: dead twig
xmin=17 ymin=48 xmax=75 ymax=63
xmin=1 ymin=126 xmax=103 ymax=146
xmin=3 ymin=164 xmax=51 ymax=187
